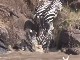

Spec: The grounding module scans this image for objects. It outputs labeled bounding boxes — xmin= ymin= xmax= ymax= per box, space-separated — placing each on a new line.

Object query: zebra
xmin=69 ymin=0 xmax=80 ymax=12
xmin=33 ymin=0 xmax=62 ymax=52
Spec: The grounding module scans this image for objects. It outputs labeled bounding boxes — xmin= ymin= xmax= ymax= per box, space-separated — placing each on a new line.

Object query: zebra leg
xmin=44 ymin=41 xmax=50 ymax=53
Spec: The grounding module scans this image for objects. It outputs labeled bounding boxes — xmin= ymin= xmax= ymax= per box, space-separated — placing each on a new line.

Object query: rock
xmin=0 ymin=24 xmax=9 ymax=54
xmin=65 ymin=48 xmax=80 ymax=55
xmin=58 ymin=29 xmax=80 ymax=55
xmin=69 ymin=1 xmax=80 ymax=12
xmin=61 ymin=48 xmax=80 ymax=55
xmin=0 ymin=39 xmax=8 ymax=54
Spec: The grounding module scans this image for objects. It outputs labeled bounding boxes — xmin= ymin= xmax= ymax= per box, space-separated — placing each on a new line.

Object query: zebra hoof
xmin=44 ymin=48 xmax=49 ymax=53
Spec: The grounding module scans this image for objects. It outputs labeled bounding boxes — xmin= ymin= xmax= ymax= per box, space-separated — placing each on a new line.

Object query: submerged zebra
xmin=24 ymin=0 xmax=62 ymax=52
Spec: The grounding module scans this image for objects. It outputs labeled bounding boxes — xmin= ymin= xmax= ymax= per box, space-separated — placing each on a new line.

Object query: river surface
xmin=0 ymin=51 xmax=80 ymax=60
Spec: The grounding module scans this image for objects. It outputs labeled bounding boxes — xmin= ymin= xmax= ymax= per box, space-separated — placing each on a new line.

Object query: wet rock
xmin=58 ymin=29 xmax=80 ymax=55
xmin=0 ymin=26 xmax=9 ymax=54
xmin=61 ymin=0 xmax=77 ymax=5
xmin=0 ymin=40 xmax=8 ymax=54
xmin=65 ymin=48 xmax=80 ymax=55
xmin=61 ymin=48 xmax=80 ymax=55
xmin=58 ymin=29 xmax=70 ymax=49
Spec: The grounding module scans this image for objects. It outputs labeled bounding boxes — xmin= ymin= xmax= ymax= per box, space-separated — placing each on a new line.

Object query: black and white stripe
xmin=33 ymin=0 xmax=62 ymax=52
xmin=24 ymin=0 xmax=62 ymax=52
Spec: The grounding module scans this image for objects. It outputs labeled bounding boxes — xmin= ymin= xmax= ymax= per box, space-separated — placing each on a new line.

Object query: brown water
xmin=0 ymin=51 xmax=80 ymax=60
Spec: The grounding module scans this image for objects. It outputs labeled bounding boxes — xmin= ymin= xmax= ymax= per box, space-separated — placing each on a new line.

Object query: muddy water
xmin=0 ymin=51 xmax=79 ymax=60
